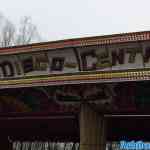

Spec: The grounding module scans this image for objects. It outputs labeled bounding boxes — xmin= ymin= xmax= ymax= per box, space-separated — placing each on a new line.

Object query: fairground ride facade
xmin=0 ymin=31 xmax=150 ymax=149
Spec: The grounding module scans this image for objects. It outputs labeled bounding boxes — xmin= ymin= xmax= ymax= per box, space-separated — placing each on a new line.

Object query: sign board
xmin=1 ymin=40 xmax=150 ymax=88
xmin=1 ymin=42 xmax=150 ymax=78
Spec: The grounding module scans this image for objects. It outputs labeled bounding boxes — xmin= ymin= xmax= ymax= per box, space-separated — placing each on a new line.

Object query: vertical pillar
xmin=80 ymin=103 xmax=106 ymax=150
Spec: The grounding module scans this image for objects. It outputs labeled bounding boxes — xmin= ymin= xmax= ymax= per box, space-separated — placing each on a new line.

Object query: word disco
xmin=1 ymin=41 xmax=150 ymax=79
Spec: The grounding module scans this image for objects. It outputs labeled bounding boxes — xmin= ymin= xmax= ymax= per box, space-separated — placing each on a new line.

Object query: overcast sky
xmin=1 ymin=0 xmax=150 ymax=42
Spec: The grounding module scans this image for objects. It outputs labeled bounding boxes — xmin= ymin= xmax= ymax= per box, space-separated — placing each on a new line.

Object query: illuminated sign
xmin=1 ymin=41 xmax=150 ymax=80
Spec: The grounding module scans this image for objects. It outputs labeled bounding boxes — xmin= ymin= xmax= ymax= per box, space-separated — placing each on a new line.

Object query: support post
xmin=80 ymin=103 xmax=106 ymax=150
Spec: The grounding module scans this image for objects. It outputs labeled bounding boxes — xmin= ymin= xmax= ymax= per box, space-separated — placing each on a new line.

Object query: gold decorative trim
xmin=0 ymin=69 xmax=150 ymax=88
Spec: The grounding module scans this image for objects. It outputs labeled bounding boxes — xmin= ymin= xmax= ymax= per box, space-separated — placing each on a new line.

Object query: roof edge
xmin=0 ymin=30 xmax=150 ymax=54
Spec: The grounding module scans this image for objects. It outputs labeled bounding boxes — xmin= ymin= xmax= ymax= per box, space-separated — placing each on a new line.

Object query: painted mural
xmin=0 ymin=81 xmax=149 ymax=115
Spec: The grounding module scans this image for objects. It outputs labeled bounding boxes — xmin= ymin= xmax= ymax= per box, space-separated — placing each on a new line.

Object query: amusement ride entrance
xmin=0 ymin=31 xmax=150 ymax=149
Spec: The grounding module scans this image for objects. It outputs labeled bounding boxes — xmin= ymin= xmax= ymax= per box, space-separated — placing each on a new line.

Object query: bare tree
xmin=0 ymin=14 xmax=41 ymax=47
xmin=1 ymin=20 xmax=15 ymax=47
xmin=15 ymin=16 xmax=41 ymax=45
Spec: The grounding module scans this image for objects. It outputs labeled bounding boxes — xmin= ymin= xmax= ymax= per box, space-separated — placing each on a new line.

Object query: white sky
xmin=1 ymin=0 xmax=150 ymax=42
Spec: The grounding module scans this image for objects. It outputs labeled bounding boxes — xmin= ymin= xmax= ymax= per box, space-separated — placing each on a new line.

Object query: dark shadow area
xmin=107 ymin=116 xmax=150 ymax=141
xmin=0 ymin=81 xmax=150 ymax=148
